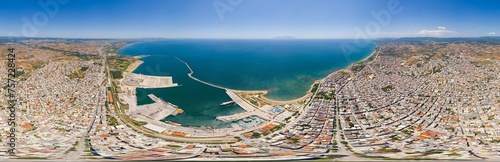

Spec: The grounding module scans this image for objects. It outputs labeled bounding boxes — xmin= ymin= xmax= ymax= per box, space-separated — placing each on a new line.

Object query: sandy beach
xmin=237 ymin=45 xmax=379 ymax=105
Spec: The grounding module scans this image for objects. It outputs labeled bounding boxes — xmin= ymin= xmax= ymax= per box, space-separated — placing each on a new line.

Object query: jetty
xmin=175 ymin=57 xmax=266 ymax=93
xmin=215 ymin=91 xmax=272 ymax=122
xmin=216 ymin=112 xmax=255 ymax=122
xmin=175 ymin=57 xmax=273 ymax=122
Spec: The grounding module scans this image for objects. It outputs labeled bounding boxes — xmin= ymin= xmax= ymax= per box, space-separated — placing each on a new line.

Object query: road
xmin=63 ymin=46 xmax=106 ymax=160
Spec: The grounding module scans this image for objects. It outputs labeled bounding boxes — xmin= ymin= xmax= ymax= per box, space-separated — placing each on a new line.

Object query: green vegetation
xmin=222 ymin=148 xmax=234 ymax=152
xmin=252 ymin=132 xmax=261 ymax=138
xmin=67 ymin=67 xmax=88 ymax=79
xmin=80 ymin=66 xmax=89 ymax=71
xmin=488 ymin=115 xmax=494 ymax=120
xmin=447 ymin=152 xmax=462 ymax=156
xmin=422 ymin=149 xmax=444 ymax=155
xmin=270 ymin=124 xmax=285 ymax=132
xmin=288 ymin=137 xmax=300 ymax=144
xmin=378 ymin=147 xmax=401 ymax=153
xmin=85 ymin=137 xmax=92 ymax=153
xmin=340 ymin=71 xmax=349 ymax=75
xmin=110 ymin=70 xmax=123 ymax=79
xmin=108 ymin=57 xmax=132 ymax=72
xmin=104 ymin=42 xmax=127 ymax=54
xmin=381 ymin=85 xmax=394 ymax=92
xmin=390 ymin=135 xmax=401 ymax=142
xmin=418 ymin=94 xmax=431 ymax=97
xmin=310 ymin=83 xmax=319 ymax=93
xmin=401 ymin=127 xmax=414 ymax=136
xmin=108 ymin=56 xmax=136 ymax=79
xmin=316 ymin=91 xmax=335 ymax=100
xmin=69 ymin=52 xmax=101 ymax=60
xmin=131 ymin=120 xmax=148 ymax=127
xmin=107 ymin=115 xmax=118 ymax=126
xmin=15 ymin=69 xmax=25 ymax=78
xmin=445 ymin=126 xmax=455 ymax=132
xmin=490 ymin=139 xmax=500 ymax=143
xmin=350 ymin=63 xmax=365 ymax=72
xmin=431 ymin=65 xmax=443 ymax=73
xmin=65 ymin=141 xmax=79 ymax=154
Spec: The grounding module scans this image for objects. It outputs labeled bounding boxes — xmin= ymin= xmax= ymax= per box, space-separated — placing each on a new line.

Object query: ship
xmin=220 ymin=101 xmax=235 ymax=106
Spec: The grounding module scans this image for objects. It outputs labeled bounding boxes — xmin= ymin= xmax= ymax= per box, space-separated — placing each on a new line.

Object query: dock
xmin=216 ymin=112 xmax=254 ymax=122
xmin=122 ymin=72 xmax=179 ymax=88
xmin=129 ymin=94 xmax=180 ymax=120
xmin=175 ymin=57 xmax=273 ymax=122
xmin=214 ymin=91 xmax=272 ymax=122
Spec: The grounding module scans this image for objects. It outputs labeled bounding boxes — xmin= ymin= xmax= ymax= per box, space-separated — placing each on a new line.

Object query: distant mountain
xmin=273 ymin=36 xmax=296 ymax=39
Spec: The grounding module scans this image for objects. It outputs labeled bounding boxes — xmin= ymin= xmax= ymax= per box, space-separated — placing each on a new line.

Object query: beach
xmin=235 ymin=46 xmax=379 ymax=105
xmin=118 ymin=39 xmax=377 ymax=127
xmin=125 ymin=56 xmax=145 ymax=73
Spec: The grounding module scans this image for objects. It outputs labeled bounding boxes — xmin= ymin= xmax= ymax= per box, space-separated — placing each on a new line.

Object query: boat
xmin=220 ymin=101 xmax=235 ymax=106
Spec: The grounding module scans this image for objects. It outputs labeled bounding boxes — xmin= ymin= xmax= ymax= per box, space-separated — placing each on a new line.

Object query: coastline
xmin=118 ymin=43 xmax=378 ymax=104
xmin=250 ymin=44 xmax=379 ymax=104
xmin=125 ymin=56 xmax=146 ymax=73
xmin=322 ymin=44 xmax=379 ymax=82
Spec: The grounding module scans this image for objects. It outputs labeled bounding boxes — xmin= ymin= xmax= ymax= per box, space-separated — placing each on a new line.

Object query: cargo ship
xmin=220 ymin=101 xmax=235 ymax=106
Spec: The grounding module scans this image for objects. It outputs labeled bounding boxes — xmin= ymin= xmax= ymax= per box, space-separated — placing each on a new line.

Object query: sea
xmin=118 ymin=39 xmax=376 ymax=128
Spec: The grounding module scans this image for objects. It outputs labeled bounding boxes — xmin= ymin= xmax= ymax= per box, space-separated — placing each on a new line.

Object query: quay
xmin=122 ymin=72 xmax=179 ymax=88
xmin=128 ymin=94 xmax=180 ymax=120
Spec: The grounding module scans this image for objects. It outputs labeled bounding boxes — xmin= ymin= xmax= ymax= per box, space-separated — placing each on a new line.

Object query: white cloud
xmin=487 ymin=32 xmax=496 ymax=35
xmin=437 ymin=26 xmax=447 ymax=30
xmin=418 ymin=29 xmax=457 ymax=36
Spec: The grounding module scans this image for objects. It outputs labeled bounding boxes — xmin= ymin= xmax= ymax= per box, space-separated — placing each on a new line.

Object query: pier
xmin=216 ymin=112 xmax=254 ymax=122
xmin=129 ymin=94 xmax=180 ymax=120
xmin=175 ymin=57 xmax=267 ymax=93
xmin=175 ymin=57 xmax=230 ymax=90
xmin=122 ymin=72 xmax=179 ymax=88
xmin=217 ymin=91 xmax=272 ymax=122
xmin=175 ymin=57 xmax=273 ymax=122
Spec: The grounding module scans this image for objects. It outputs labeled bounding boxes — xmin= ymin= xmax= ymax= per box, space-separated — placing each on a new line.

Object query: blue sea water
xmin=118 ymin=39 xmax=375 ymax=128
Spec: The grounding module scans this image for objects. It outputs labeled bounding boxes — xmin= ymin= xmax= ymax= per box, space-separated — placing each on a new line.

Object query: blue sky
xmin=1 ymin=0 xmax=499 ymax=38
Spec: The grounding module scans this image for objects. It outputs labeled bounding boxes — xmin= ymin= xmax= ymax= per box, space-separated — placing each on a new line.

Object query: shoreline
xmin=124 ymin=55 xmax=147 ymax=73
xmin=247 ymin=44 xmax=379 ymax=104
xmin=119 ymin=43 xmax=378 ymax=104
xmin=321 ymin=44 xmax=379 ymax=82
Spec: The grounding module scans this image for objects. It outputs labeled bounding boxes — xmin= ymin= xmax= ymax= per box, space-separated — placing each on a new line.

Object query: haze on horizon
xmin=1 ymin=0 xmax=499 ymax=39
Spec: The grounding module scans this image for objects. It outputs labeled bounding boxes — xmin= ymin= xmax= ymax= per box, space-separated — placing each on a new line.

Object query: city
xmin=2 ymin=0 xmax=500 ymax=161
xmin=1 ymin=38 xmax=499 ymax=161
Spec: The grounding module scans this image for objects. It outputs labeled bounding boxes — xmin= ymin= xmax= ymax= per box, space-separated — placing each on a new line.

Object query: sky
xmin=1 ymin=0 xmax=499 ymax=39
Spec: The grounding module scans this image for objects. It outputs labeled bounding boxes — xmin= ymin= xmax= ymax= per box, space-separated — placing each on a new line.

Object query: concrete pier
xmin=129 ymin=94 xmax=179 ymax=120
xmin=122 ymin=72 xmax=179 ymax=88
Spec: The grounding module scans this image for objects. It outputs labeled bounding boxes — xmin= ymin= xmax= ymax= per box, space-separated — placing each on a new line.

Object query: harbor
xmin=128 ymin=94 xmax=183 ymax=120
xmin=122 ymin=72 xmax=179 ymax=88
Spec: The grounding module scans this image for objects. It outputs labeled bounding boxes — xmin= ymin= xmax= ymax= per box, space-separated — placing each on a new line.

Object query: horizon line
xmin=1 ymin=36 xmax=499 ymax=40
